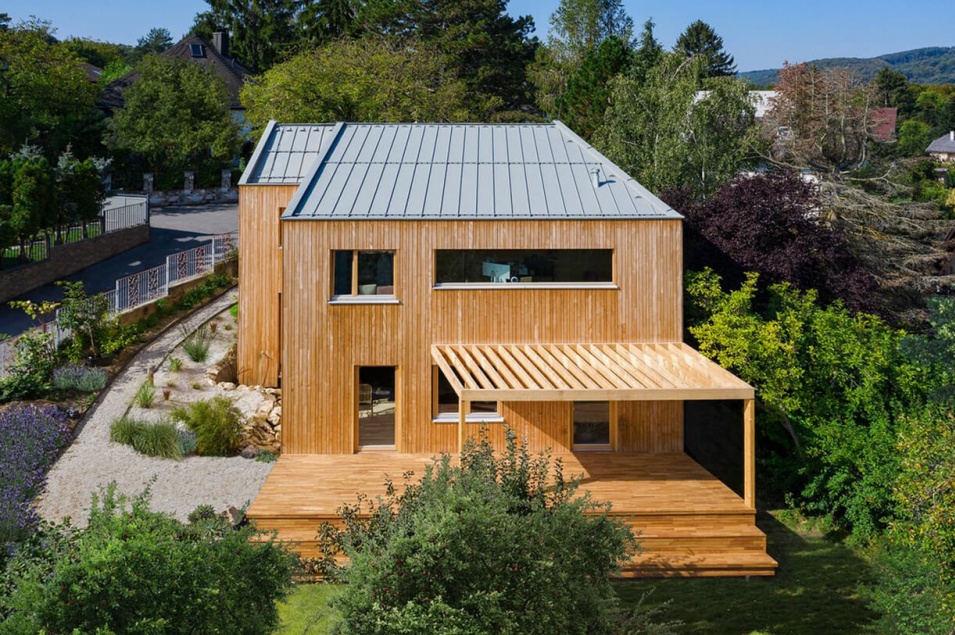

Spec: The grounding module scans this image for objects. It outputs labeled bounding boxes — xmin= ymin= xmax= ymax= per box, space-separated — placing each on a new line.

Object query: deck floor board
xmin=248 ymin=452 xmax=777 ymax=577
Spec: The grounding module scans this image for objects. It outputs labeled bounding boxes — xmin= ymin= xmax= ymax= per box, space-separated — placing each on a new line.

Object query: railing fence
xmin=0 ymin=231 xmax=237 ymax=377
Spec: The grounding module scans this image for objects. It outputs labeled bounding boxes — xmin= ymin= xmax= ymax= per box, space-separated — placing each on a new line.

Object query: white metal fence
xmin=0 ymin=232 xmax=237 ymax=377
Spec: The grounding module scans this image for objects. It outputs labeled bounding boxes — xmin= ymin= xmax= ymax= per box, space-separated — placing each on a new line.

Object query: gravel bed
xmin=37 ymin=290 xmax=275 ymax=526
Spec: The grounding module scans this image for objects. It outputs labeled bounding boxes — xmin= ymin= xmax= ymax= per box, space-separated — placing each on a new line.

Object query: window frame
xmin=431 ymin=366 xmax=503 ymax=423
xmin=570 ymin=401 xmax=617 ymax=451
xmin=330 ymin=250 xmax=398 ymax=304
xmin=432 ymin=248 xmax=616 ymax=289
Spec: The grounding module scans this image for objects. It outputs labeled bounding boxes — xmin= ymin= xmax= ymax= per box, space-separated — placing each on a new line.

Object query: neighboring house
xmin=694 ymin=90 xmax=776 ymax=119
xmin=99 ymin=32 xmax=251 ymax=122
xmin=872 ymin=107 xmax=898 ymax=143
xmin=238 ymin=121 xmax=778 ymax=577
xmin=928 ymin=131 xmax=955 ymax=162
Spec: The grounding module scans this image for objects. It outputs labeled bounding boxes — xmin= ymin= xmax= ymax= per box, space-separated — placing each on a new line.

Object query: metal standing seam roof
xmin=240 ymin=121 xmax=679 ymax=220
xmin=239 ymin=122 xmax=337 ymax=185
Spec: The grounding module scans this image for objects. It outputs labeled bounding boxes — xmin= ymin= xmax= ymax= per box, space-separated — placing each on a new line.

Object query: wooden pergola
xmin=431 ymin=342 xmax=758 ymax=509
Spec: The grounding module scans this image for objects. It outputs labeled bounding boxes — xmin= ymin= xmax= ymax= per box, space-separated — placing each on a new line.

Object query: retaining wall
xmin=0 ymin=225 xmax=150 ymax=304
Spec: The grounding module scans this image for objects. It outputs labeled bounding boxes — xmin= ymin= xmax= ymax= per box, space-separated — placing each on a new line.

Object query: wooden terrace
xmin=249 ymin=451 xmax=778 ymax=577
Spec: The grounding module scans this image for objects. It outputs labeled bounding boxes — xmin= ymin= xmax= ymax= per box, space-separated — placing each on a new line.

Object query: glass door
xmin=357 ymin=366 xmax=397 ymax=449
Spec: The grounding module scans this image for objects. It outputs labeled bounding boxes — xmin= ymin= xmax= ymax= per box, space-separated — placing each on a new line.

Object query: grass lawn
xmin=277 ymin=583 xmax=343 ymax=635
xmin=615 ymin=510 xmax=879 ymax=634
xmin=276 ymin=510 xmax=879 ymax=634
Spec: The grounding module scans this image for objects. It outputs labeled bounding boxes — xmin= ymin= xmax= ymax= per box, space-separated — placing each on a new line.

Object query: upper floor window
xmin=333 ymin=251 xmax=395 ymax=297
xmin=434 ymin=249 xmax=612 ymax=286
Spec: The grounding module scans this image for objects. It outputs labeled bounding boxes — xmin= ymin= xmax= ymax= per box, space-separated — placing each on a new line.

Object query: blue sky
xmin=4 ymin=0 xmax=953 ymax=72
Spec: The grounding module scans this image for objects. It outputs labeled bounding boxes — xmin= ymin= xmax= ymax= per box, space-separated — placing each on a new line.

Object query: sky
xmin=4 ymin=0 xmax=954 ymax=72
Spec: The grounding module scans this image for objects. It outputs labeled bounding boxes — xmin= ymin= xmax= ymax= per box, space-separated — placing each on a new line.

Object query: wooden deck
xmin=248 ymin=452 xmax=777 ymax=577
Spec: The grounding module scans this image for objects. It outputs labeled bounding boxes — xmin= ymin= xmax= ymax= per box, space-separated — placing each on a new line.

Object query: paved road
xmin=0 ymin=203 xmax=238 ymax=340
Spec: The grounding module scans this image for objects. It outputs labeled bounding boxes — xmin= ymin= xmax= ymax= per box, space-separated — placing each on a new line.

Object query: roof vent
xmin=591 ymin=167 xmax=601 ymax=188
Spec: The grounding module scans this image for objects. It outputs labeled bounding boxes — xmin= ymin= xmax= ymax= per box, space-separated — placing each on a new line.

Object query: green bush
xmin=177 ymin=273 xmax=233 ymax=310
xmin=52 ymin=364 xmax=107 ymax=392
xmin=100 ymin=319 xmax=143 ymax=356
xmin=319 ymin=429 xmax=653 ymax=635
xmin=182 ymin=325 xmax=214 ymax=363
xmin=177 ymin=429 xmax=198 ymax=457
xmin=56 ymin=281 xmax=109 ymax=362
xmin=0 ymin=486 xmax=296 ymax=634
xmin=170 ymin=396 xmax=243 ymax=456
xmin=133 ymin=381 xmax=155 ymax=408
xmin=110 ymin=417 xmax=182 ymax=460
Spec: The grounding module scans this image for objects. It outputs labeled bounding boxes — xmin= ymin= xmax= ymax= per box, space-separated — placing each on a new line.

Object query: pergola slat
xmin=430 ymin=343 xmax=755 ymax=402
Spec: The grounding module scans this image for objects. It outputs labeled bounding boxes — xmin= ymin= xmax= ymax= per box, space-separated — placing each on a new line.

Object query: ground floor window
xmin=572 ymin=401 xmax=611 ymax=449
xmin=357 ymin=366 xmax=396 ymax=448
xmin=432 ymin=367 xmax=500 ymax=422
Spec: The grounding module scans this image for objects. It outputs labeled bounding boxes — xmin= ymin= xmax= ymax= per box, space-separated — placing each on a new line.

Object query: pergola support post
xmin=458 ymin=399 xmax=469 ymax=453
xmin=744 ymin=398 xmax=755 ymax=509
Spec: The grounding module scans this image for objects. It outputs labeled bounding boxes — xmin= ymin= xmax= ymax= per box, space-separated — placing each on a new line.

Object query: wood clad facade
xmin=278 ymin=218 xmax=684 ymax=455
xmin=237 ymin=184 xmax=298 ymax=387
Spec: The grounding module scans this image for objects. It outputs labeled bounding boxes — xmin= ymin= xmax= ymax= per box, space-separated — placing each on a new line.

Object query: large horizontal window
xmin=435 ymin=250 xmax=612 ymax=285
xmin=333 ymin=250 xmax=395 ymax=297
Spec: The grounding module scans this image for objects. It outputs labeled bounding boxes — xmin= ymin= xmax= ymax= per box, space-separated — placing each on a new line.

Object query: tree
xmin=630 ymin=18 xmax=663 ymax=83
xmin=298 ymin=0 xmax=357 ymax=46
xmin=241 ymin=36 xmax=473 ymax=131
xmin=10 ymin=156 xmax=53 ymax=258
xmin=317 ymin=430 xmax=674 ymax=635
xmin=676 ymin=170 xmax=879 ymax=315
xmin=531 ymin=0 xmax=632 ymax=121
xmin=674 ymin=20 xmax=735 ymax=78
xmin=358 ymin=0 xmax=538 ymax=117
xmin=873 ymin=68 xmax=916 ymax=116
xmin=549 ymin=0 xmax=632 ymax=59
xmin=192 ymin=0 xmax=302 ymax=71
xmin=896 ymin=119 xmax=933 ymax=156
xmin=135 ymin=27 xmax=173 ymax=55
xmin=597 ymin=52 xmax=756 ymax=197
xmin=552 ymin=35 xmax=631 ymax=139
xmin=0 ymin=21 xmax=99 ymax=155
xmin=686 ymin=269 xmax=928 ymax=539
xmin=762 ymin=63 xmax=875 ymax=172
xmin=0 ymin=486 xmax=297 ymax=634
xmin=107 ymin=54 xmax=242 ymax=176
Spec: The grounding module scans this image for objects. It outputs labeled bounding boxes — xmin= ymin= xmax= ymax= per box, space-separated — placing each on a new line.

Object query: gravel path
xmin=37 ymin=289 xmax=275 ymax=526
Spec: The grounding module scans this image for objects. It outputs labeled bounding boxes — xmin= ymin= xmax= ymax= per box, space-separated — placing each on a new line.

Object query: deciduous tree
xmin=106 ymin=54 xmax=242 ymax=176
xmin=598 ymin=52 xmax=756 ymax=197
xmin=0 ymin=21 xmax=98 ymax=155
xmin=762 ymin=63 xmax=876 ymax=172
xmin=241 ymin=36 xmax=473 ymax=130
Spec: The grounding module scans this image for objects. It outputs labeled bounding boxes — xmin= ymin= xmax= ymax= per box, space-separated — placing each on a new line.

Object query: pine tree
xmin=674 ymin=20 xmax=736 ymax=78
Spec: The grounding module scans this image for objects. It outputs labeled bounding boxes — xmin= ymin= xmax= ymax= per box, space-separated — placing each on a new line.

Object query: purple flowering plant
xmin=0 ymin=404 xmax=72 ymax=545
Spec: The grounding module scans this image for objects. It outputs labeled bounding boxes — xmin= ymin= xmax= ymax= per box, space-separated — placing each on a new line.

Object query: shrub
xmin=168 ymin=356 xmax=183 ymax=372
xmin=52 ymin=364 xmax=107 ymax=392
xmin=177 ymin=273 xmax=232 ymax=310
xmin=55 ymin=281 xmax=109 ymax=361
xmin=0 ymin=405 xmax=71 ymax=546
xmin=177 ymin=429 xmax=198 ymax=457
xmin=170 ymin=396 xmax=243 ymax=456
xmin=319 ymin=429 xmax=645 ymax=635
xmin=182 ymin=325 xmax=214 ymax=363
xmin=100 ymin=318 xmax=143 ymax=356
xmin=133 ymin=380 xmax=156 ymax=408
xmin=0 ymin=328 xmax=58 ymax=402
xmin=110 ymin=417 xmax=182 ymax=460
xmin=0 ymin=486 xmax=297 ymax=634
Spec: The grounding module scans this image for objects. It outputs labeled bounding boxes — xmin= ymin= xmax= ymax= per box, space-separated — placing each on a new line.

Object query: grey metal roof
xmin=262 ymin=121 xmax=678 ymax=220
xmin=927 ymin=131 xmax=955 ymax=154
xmin=239 ymin=122 xmax=336 ymax=185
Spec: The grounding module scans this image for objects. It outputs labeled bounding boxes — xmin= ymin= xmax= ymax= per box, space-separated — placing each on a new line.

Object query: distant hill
xmin=740 ymin=47 xmax=955 ymax=87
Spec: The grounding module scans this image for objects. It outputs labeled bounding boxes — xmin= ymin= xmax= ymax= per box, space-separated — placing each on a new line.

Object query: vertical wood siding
xmin=278 ymin=218 xmax=684 ymax=454
xmin=237 ymin=185 xmax=299 ymax=387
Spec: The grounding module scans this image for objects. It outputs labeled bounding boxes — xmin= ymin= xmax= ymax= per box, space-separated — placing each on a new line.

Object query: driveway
xmin=0 ymin=203 xmax=238 ymax=340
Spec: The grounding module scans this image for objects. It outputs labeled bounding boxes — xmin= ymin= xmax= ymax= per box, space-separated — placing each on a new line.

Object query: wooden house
xmin=238 ymin=121 xmax=777 ymax=577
